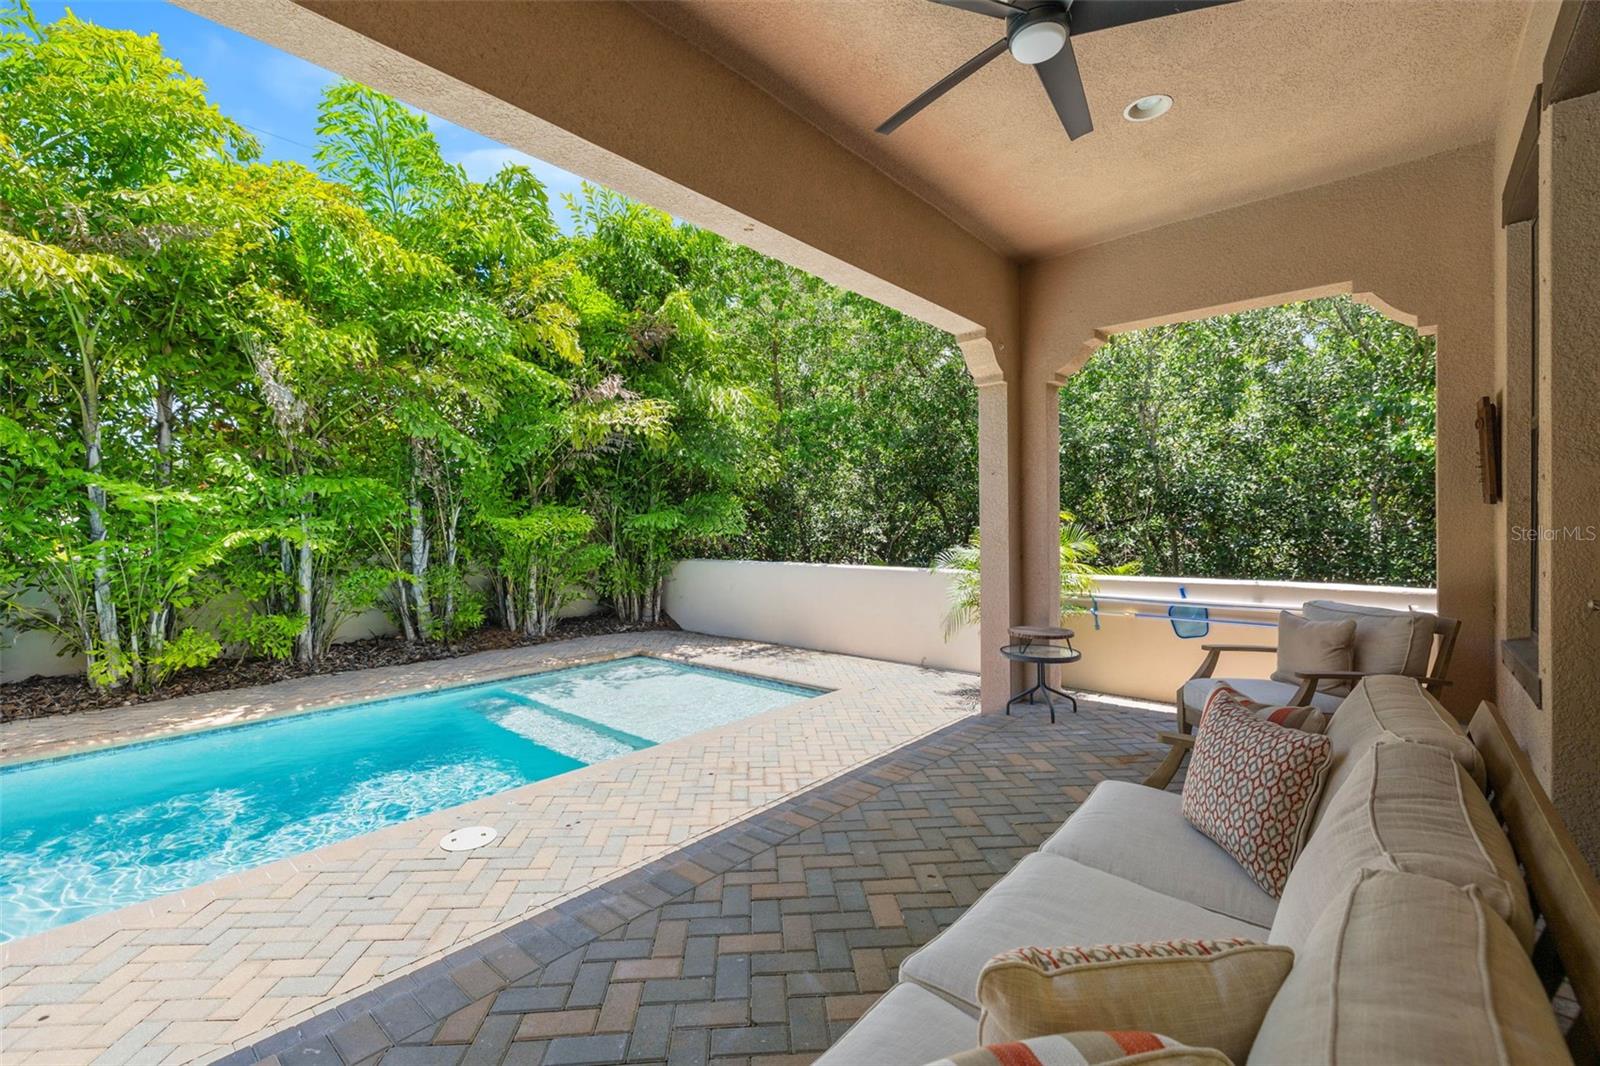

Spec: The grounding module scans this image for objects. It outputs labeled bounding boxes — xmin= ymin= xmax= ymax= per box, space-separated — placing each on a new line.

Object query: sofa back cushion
xmin=1269 ymin=612 xmax=1356 ymax=692
xmin=1271 ymin=741 xmax=1534 ymax=952
xmin=1312 ymin=675 xmax=1485 ymax=831
xmin=1248 ymin=869 xmax=1569 ymax=1066
xmin=1303 ymin=600 xmax=1435 ymax=691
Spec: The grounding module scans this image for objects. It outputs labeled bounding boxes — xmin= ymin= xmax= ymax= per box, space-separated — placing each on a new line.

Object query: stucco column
xmin=1020 ymin=363 xmax=1066 ymax=682
xmin=961 ymin=335 xmax=1023 ymax=713
xmin=1539 ymin=91 xmax=1600 ymax=865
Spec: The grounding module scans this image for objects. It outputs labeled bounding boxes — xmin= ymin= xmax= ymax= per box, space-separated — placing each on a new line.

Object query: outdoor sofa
xmin=816 ymin=675 xmax=1600 ymax=1065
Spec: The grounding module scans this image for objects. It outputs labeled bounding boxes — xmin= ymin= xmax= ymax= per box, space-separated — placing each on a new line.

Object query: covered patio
xmin=4 ymin=0 xmax=1598 ymax=1062
xmin=224 ymin=701 xmax=1169 ymax=1066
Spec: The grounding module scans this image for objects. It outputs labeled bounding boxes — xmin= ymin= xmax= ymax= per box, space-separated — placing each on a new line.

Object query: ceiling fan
xmin=877 ymin=0 xmax=1236 ymax=139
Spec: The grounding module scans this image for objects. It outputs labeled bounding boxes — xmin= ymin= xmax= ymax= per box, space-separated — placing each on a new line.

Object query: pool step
xmin=486 ymin=690 xmax=656 ymax=764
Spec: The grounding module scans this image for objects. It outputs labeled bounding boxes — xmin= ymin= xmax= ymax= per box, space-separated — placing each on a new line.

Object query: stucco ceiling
xmin=641 ymin=0 xmax=1536 ymax=259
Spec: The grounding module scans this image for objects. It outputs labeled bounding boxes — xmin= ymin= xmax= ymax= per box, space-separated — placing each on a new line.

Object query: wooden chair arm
xmin=1189 ymin=644 xmax=1277 ymax=683
xmin=1293 ymin=670 xmax=1367 ymax=682
xmin=1143 ymin=732 xmax=1195 ymax=790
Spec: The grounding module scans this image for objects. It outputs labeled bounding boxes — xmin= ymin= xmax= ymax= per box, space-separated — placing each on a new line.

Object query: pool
xmin=0 ymin=656 xmax=819 ymax=942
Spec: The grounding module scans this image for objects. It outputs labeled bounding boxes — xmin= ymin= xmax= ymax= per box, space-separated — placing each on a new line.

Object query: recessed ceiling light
xmin=1123 ymin=94 xmax=1174 ymax=122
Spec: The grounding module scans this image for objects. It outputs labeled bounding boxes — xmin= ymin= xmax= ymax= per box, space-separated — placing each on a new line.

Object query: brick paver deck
xmin=221 ymin=699 xmax=1175 ymax=1066
xmin=1 ymin=633 xmax=1015 ymax=1065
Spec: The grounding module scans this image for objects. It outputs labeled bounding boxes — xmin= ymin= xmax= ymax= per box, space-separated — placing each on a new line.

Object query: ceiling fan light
xmin=1009 ymin=19 xmax=1067 ymax=65
xmin=1123 ymin=93 xmax=1174 ymax=122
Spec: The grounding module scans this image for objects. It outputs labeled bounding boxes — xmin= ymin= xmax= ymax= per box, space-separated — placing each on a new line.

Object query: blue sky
xmin=35 ymin=1 xmax=588 ymax=231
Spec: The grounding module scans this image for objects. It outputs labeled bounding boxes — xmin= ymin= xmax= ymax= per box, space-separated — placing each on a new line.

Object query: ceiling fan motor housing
xmin=1007 ymin=6 xmax=1069 ymax=65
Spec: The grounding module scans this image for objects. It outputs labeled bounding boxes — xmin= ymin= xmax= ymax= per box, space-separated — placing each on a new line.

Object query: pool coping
xmin=0 ymin=632 xmax=980 ymax=1065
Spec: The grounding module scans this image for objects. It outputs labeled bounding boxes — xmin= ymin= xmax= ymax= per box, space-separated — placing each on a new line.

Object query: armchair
xmin=1170 ymin=604 xmax=1461 ymax=736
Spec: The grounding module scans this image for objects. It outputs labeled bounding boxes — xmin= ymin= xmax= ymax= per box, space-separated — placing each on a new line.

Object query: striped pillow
xmin=1201 ymin=683 xmax=1328 ymax=733
xmin=927 ymin=1032 xmax=1228 ymax=1066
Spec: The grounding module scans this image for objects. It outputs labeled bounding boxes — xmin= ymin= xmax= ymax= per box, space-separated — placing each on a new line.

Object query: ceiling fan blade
xmin=1065 ymin=0 xmax=1237 ymax=37
xmin=929 ymin=0 xmax=1026 ymax=18
xmin=877 ymin=37 xmax=1010 ymax=134
xmin=1036 ymin=35 xmax=1092 ymax=139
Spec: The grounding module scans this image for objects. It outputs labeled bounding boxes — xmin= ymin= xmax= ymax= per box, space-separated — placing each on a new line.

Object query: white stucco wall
xmin=664 ymin=560 xmax=982 ymax=673
xmin=664 ymin=560 xmax=1438 ymax=704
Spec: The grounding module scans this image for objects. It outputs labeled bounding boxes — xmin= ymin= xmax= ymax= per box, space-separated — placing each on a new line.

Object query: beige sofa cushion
xmin=1270 ymin=611 xmax=1356 ymax=692
xmin=814 ymin=982 xmax=977 ymax=1066
xmin=1041 ymin=780 xmax=1279 ymax=928
xmin=1272 ymin=742 xmax=1535 ymax=952
xmin=932 ymin=1031 xmax=1230 ymax=1066
xmin=1313 ymin=674 xmax=1485 ymax=831
xmin=977 ymin=938 xmax=1292 ymax=1063
xmin=898 ymin=854 xmax=1268 ymax=1010
xmin=1303 ymin=599 xmax=1434 ymax=680
xmin=1248 ymin=869 xmax=1569 ymax=1066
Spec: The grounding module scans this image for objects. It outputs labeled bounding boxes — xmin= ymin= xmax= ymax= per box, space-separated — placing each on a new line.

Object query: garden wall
xmin=664 ymin=560 xmax=1437 ymax=705
xmin=0 ymin=595 xmax=600 ymax=685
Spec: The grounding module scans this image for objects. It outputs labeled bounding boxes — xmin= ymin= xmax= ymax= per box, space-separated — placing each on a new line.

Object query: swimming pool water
xmin=0 ymin=657 xmax=818 ymax=942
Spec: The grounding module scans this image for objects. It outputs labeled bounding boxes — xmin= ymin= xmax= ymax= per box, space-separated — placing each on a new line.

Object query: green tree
xmin=1058 ymin=298 xmax=1436 ymax=584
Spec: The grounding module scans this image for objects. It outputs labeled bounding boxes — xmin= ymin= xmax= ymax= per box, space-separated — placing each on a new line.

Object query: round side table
xmin=1000 ymin=643 xmax=1082 ymax=722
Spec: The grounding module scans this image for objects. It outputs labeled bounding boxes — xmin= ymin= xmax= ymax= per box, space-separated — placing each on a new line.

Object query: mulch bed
xmin=0 ymin=614 xmax=678 ymax=723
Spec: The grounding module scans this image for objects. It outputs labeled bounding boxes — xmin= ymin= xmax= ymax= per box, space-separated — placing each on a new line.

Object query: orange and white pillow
xmin=1182 ymin=693 xmax=1332 ymax=896
xmin=926 ymin=1031 xmax=1228 ymax=1066
xmin=1199 ymin=682 xmax=1327 ymax=733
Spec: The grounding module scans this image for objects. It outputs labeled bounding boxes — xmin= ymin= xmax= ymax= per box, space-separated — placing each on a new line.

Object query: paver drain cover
xmin=439 ymin=826 xmax=498 ymax=852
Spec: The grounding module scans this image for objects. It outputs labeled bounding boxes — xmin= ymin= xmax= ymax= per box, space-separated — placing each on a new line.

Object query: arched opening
xmin=1061 ymin=294 xmax=1437 ymax=586
xmin=1047 ymin=290 xmax=1441 ymax=704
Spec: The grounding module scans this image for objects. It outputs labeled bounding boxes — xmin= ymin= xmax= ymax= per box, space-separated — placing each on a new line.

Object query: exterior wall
xmin=1020 ymin=144 xmax=1499 ymax=719
xmin=1484 ymin=2 xmax=1600 ymax=867
xmin=664 ymin=560 xmax=1435 ymax=705
xmin=1539 ymin=91 xmax=1600 ymax=862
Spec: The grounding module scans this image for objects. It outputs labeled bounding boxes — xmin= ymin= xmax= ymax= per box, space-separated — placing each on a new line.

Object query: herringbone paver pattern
xmin=1 ymin=634 xmax=999 ymax=1065
xmin=224 ymin=701 xmax=1173 ymax=1066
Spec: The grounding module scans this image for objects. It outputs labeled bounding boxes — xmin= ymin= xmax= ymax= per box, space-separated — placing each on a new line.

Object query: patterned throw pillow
xmin=978 ymin=939 xmax=1293 ymax=1062
xmin=1200 ymin=683 xmax=1328 ymax=734
xmin=1181 ymin=696 xmax=1332 ymax=896
xmin=927 ymin=1031 xmax=1229 ymax=1066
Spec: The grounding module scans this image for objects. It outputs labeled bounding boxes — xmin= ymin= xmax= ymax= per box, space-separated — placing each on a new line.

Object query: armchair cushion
xmin=977 ymin=938 xmax=1292 ymax=1062
xmin=1302 ymin=600 xmax=1434 ymax=693
xmin=1197 ymin=683 xmax=1328 ymax=734
xmin=1269 ymin=612 xmax=1355 ymax=693
xmin=1181 ymin=678 xmax=1341 ymax=719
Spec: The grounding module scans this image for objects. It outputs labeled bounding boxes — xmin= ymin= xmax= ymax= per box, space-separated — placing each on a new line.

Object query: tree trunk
xmin=146 ymin=382 xmax=175 ymax=673
xmin=408 ymin=447 xmax=432 ymax=640
xmin=82 ymin=360 xmax=121 ymax=688
xmin=441 ymin=504 xmax=460 ymax=639
xmin=295 ymin=511 xmax=315 ymax=665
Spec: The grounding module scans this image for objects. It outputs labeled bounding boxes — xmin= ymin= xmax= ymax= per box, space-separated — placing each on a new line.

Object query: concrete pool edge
xmin=0 ymin=632 xmax=979 ymax=1065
